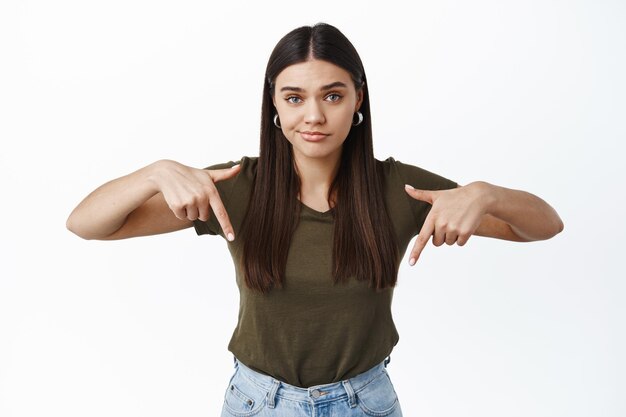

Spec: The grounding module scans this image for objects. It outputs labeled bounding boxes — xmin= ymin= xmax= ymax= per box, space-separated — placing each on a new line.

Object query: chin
xmin=297 ymin=151 xmax=343 ymax=163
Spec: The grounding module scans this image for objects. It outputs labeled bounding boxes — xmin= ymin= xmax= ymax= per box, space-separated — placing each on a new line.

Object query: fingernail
xmin=231 ymin=164 xmax=240 ymax=169
xmin=409 ymin=257 xmax=416 ymax=266
xmin=405 ymin=184 xmax=414 ymax=190
xmin=227 ymin=233 xmax=235 ymax=241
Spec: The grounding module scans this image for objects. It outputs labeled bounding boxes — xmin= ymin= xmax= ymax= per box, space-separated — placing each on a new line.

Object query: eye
xmin=286 ymin=96 xmax=302 ymax=104
xmin=325 ymin=93 xmax=342 ymax=102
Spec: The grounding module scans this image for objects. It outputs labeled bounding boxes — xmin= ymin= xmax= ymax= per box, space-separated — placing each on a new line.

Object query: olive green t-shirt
xmin=193 ymin=156 xmax=457 ymax=388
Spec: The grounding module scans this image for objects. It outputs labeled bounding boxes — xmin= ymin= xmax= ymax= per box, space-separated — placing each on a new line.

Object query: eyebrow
xmin=279 ymin=81 xmax=348 ymax=93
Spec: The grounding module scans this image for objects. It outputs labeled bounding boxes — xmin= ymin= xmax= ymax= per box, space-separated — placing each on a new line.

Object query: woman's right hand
xmin=149 ymin=160 xmax=242 ymax=240
xmin=66 ymin=159 xmax=241 ymax=241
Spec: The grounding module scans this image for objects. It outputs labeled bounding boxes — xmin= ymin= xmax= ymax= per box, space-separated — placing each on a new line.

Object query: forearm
xmin=480 ymin=181 xmax=564 ymax=241
xmin=66 ymin=161 xmax=161 ymax=240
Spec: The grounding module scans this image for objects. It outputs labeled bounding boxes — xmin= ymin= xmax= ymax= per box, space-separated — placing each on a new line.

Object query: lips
xmin=299 ymin=131 xmax=329 ymax=142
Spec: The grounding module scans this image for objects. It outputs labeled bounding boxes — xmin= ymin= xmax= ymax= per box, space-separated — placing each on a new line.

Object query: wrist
xmin=469 ymin=181 xmax=500 ymax=215
xmin=143 ymin=159 xmax=172 ymax=193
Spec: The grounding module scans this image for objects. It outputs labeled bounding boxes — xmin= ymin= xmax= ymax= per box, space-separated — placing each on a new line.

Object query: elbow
xmin=512 ymin=214 xmax=564 ymax=242
xmin=537 ymin=214 xmax=565 ymax=241
xmin=66 ymin=217 xmax=119 ymax=241
xmin=553 ymin=216 xmax=565 ymax=237
xmin=66 ymin=214 xmax=96 ymax=240
xmin=66 ymin=217 xmax=85 ymax=240
xmin=547 ymin=206 xmax=565 ymax=239
xmin=536 ymin=206 xmax=564 ymax=241
xmin=557 ymin=216 xmax=564 ymax=234
xmin=66 ymin=214 xmax=79 ymax=236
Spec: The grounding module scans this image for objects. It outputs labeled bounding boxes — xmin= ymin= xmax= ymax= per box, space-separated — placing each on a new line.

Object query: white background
xmin=1 ymin=1 xmax=624 ymax=416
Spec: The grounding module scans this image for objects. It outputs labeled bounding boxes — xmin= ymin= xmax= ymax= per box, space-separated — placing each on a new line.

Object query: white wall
xmin=1 ymin=1 xmax=624 ymax=416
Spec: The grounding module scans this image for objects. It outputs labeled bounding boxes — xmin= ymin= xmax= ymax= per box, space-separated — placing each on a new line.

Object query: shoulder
xmin=229 ymin=156 xmax=258 ymax=181
xmin=202 ymin=156 xmax=258 ymax=181
xmin=200 ymin=156 xmax=258 ymax=200
xmin=376 ymin=156 xmax=457 ymax=191
xmin=203 ymin=156 xmax=258 ymax=173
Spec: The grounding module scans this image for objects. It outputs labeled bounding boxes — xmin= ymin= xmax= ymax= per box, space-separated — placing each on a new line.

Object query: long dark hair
xmin=239 ymin=23 xmax=399 ymax=293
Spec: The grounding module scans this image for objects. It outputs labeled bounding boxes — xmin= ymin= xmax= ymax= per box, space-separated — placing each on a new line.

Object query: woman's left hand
xmin=404 ymin=182 xmax=491 ymax=265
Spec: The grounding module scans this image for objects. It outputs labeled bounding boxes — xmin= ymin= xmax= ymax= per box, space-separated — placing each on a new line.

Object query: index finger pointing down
xmin=409 ymin=215 xmax=435 ymax=266
xmin=208 ymin=189 xmax=235 ymax=242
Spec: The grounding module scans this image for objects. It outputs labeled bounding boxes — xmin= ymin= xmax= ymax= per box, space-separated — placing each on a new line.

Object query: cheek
xmin=335 ymin=107 xmax=355 ymax=129
xmin=280 ymin=113 xmax=299 ymax=130
xmin=275 ymin=105 xmax=298 ymax=129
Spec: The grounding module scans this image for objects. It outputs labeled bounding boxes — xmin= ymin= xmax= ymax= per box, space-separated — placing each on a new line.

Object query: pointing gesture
xmin=404 ymin=183 xmax=487 ymax=266
xmin=66 ymin=160 xmax=243 ymax=241
xmin=152 ymin=160 xmax=242 ymax=240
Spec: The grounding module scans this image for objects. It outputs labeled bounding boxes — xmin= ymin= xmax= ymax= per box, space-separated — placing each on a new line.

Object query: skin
xmin=66 ymin=58 xmax=564 ymax=265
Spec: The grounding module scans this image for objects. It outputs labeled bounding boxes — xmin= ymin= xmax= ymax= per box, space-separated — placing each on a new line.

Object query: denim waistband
xmin=231 ymin=355 xmax=391 ymax=409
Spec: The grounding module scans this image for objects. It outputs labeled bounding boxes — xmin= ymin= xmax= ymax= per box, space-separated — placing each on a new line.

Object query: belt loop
xmin=233 ymin=355 xmax=238 ymax=368
xmin=384 ymin=355 xmax=391 ymax=368
xmin=267 ymin=379 xmax=280 ymax=409
xmin=341 ymin=380 xmax=357 ymax=408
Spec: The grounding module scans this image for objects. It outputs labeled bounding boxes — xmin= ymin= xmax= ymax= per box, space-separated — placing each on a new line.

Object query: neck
xmin=293 ymin=152 xmax=341 ymax=206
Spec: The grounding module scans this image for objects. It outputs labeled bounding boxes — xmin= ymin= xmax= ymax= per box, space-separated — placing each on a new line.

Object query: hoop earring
xmin=273 ymin=114 xmax=281 ymax=128
xmin=352 ymin=111 xmax=363 ymax=126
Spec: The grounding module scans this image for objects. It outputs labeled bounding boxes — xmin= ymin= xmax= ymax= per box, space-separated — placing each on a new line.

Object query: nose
xmin=304 ymin=101 xmax=325 ymax=125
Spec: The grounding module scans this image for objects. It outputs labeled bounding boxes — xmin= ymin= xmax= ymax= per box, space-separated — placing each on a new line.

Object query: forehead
xmin=275 ymin=59 xmax=353 ymax=89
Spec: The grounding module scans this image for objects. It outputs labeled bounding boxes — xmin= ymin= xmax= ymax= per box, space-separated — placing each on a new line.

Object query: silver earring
xmin=273 ymin=114 xmax=281 ymax=128
xmin=352 ymin=111 xmax=363 ymax=126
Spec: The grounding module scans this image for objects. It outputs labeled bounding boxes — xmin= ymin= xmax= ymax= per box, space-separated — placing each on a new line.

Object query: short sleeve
xmin=386 ymin=157 xmax=458 ymax=235
xmin=191 ymin=158 xmax=242 ymax=237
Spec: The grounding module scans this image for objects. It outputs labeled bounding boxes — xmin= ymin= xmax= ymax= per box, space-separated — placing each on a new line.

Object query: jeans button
xmin=311 ymin=389 xmax=321 ymax=399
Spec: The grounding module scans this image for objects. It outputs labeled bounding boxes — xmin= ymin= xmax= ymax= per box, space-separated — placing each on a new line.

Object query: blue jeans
xmin=220 ymin=355 xmax=403 ymax=417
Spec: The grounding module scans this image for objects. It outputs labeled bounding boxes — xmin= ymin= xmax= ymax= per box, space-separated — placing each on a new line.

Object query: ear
xmin=355 ymin=85 xmax=364 ymax=111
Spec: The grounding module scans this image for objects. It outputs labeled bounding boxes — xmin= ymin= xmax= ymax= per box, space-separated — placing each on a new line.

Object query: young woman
xmin=67 ymin=23 xmax=563 ymax=417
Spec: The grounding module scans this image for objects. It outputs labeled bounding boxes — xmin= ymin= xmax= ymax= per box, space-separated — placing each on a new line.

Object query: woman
xmin=67 ymin=23 xmax=563 ymax=417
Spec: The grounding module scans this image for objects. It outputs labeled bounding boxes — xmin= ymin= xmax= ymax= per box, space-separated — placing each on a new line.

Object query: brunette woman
xmin=67 ymin=23 xmax=563 ymax=417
